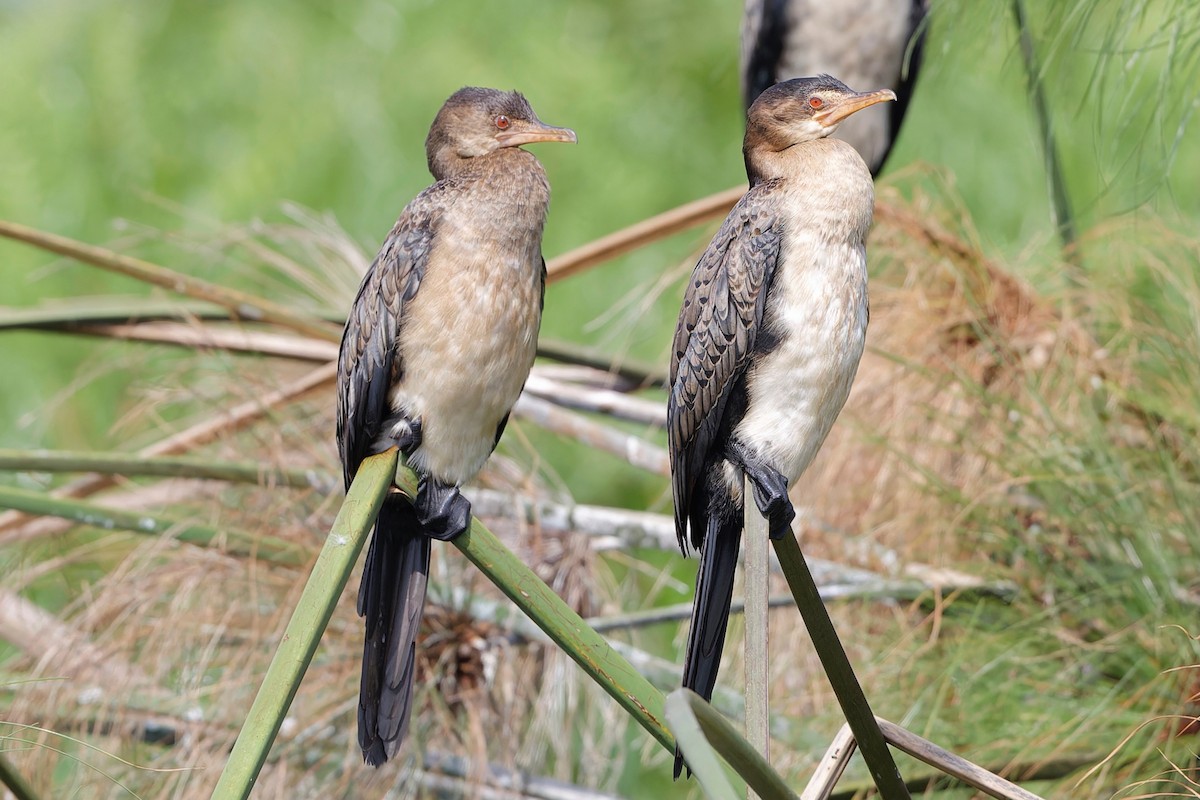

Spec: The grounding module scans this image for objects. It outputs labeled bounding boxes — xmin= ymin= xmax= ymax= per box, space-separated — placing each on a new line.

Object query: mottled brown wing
xmin=668 ymin=184 xmax=782 ymax=552
xmin=336 ymin=182 xmax=454 ymax=489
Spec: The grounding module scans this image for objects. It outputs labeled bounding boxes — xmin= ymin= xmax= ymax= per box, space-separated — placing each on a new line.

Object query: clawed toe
xmin=415 ymin=476 xmax=471 ymax=541
xmin=385 ymin=416 xmax=424 ymax=457
xmin=746 ymin=464 xmax=795 ymax=539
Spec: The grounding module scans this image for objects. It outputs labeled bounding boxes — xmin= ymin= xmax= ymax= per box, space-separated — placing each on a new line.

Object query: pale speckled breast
xmin=388 ymin=153 xmax=549 ymax=484
xmin=733 ymin=139 xmax=872 ymax=487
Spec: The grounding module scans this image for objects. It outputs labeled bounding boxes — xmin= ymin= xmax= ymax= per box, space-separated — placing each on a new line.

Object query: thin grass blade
xmin=0 ymin=484 xmax=304 ymax=565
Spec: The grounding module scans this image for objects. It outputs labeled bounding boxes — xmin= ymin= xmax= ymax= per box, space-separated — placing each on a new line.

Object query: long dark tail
xmin=357 ymin=495 xmax=430 ymax=766
xmin=674 ymin=489 xmax=743 ymax=778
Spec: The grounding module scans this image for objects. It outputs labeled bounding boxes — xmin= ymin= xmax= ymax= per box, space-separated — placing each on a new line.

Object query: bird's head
xmin=743 ymin=75 xmax=895 ymax=169
xmin=425 ymin=87 xmax=576 ymax=178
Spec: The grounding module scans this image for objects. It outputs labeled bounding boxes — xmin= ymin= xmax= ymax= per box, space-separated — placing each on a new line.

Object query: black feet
xmin=728 ymin=444 xmax=795 ymax=539
xmin=414 ymin=475 xmax=471 ymax=541
xmin=384 ymin=416 xmax=423 ymax=457
xmin=746 ymin=464 xmax=795 ymax=539
xmin=380 ymin=416 xmax=468 ymax=540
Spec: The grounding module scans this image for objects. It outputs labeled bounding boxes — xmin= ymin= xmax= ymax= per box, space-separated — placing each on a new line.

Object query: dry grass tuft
xmin=802 ymin=177 xmax=1108 ymax=568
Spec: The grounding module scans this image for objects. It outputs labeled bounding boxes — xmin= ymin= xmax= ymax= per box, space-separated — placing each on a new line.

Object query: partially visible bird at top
xmin=668 ymin=75 xmax=894 ymax=777
xmin=336 ymin=86 xmax=575 ymax=766
xmin=740 ymin=0 xmax=927 ymax=173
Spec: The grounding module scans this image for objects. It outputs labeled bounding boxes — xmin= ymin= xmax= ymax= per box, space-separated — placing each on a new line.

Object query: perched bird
xmin=668 ymin=75 xmax=894 ymax=777
xmin=740 ymin=0 xmax=927 ymax=173
xmin=336 ymin=87 xmax=575 ymax=766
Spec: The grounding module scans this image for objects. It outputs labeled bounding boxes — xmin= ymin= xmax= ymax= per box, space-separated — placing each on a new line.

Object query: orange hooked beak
xmin=814 ymin=88 xmax=897 ymax=127
xmin=495 ymin=120 xmax=578 ymax=147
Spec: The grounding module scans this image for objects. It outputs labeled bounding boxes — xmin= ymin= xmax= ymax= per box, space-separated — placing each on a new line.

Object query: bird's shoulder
xmin=667 ymin=181 xmax=786 ymax=545
xmin=335 ymin=180 xmax=461 ymax=484
xmin=671 ymin=181 xmax=785 ymax=380
xmin=350 ymin=178 xmax=467 ymax=316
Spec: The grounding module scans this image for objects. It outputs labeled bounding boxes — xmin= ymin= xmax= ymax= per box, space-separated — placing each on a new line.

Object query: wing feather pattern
xmin=337 ymin=182 xmax=454 ymax=488
xmin=668 ymin=182 xmax=783 ymax=552
xmin=334 ymin=180 xmax=454 ymax=765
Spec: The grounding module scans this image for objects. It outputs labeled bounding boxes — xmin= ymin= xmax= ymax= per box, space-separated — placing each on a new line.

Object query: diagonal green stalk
xmin=0 ymin=484 xmax=304 ymax=566
xmin=771 ymin=532 xmax=910 ymax=799
xmin=665 ymin=691 xmax=742 ymax=800
xmin=390 ymin=463 xmax=674 ymax=752
xmin=212 ymin=451 xmax=672 ymax=798
xmin=0 ymin=752 xmax=41 ymax=800
xmin=0 ymin=220 xmax=341 ymax=343
xmin=666 ymin=689 xmax=797 ymax=800
xmin=0 ymin=448 xmax=333 ymax=491
xmin=210 ymin=449 xmax=396 ymax=800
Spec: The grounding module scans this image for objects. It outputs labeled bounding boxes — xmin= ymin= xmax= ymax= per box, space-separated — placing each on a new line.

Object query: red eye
xmin=808 ymin=97 xmax=824 ymax=110
xmin=495 ymin=115 xmax=511 ymax=130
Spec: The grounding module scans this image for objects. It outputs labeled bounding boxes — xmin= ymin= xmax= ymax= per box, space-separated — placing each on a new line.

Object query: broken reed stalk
xmin=210 ymin=449 xmax=397 ymax=800
xmin=771 ymin=532 xmax=910 ymax=799
xmin=875 ymin=719 xmax=1044 ymax=800
xmin=743 ymin=477 xmax=771 ymax=799
xmin=799 ymin=725 xmax=857 ymax=800
xmin=801 ymin=721 xmax=1050 ymax=800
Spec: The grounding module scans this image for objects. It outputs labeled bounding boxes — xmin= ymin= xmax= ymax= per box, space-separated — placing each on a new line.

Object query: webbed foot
xmin=414 ymin=475 xmax=471 ymax=541
xmin=745 ymin=464 xmax=795 ymax=539
xmin=729 ymin=444 xmax=795 ymax=539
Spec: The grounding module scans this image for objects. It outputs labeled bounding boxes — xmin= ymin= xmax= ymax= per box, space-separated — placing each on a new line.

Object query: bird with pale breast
xmin=336 ymin=86 xmax=575 ymax=766
xmin=668 ymin=75 xmax=894 ymax=777
xmin=741 ymin=0 xmax=926 ymax=174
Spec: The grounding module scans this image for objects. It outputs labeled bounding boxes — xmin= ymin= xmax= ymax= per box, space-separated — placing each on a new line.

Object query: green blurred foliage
xmin=1 ymin=0 xmax=1196 ymax=465
xmin=1 ymin=2 xmax=1199 ymax=796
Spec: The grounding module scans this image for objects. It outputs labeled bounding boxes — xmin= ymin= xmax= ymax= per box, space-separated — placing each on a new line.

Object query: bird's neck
xmin=751 ymin=138 xmax=875 ymax=244
xmin=430 ymin=146 xmax=542 ymax=184
xmin=743 ymin=136 xmax=863 ymax=186
xmin=432 ymin=149 xmax=552 ymax=248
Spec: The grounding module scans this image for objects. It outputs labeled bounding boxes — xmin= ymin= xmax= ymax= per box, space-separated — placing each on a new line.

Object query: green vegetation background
xmin=1 ymin=1 xmax=1198 ymax=796
xmin=2 ymin=0 xmax=1195 ymax=480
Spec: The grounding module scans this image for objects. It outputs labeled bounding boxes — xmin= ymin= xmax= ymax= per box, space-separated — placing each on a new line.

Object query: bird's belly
xmin=734 ymin=248 xmax=868 ymax=486
xmin=389 ymin=252 xmax=542 ymax=485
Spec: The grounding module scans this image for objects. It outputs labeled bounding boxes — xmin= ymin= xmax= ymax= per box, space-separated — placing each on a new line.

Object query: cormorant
xmin=668 ymin=75 xmax=893 ymax=777
xmin=741 ymin=0 xmax=926 ymax=173
xmin=336 ymin=86 xmax=575 ymax=765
